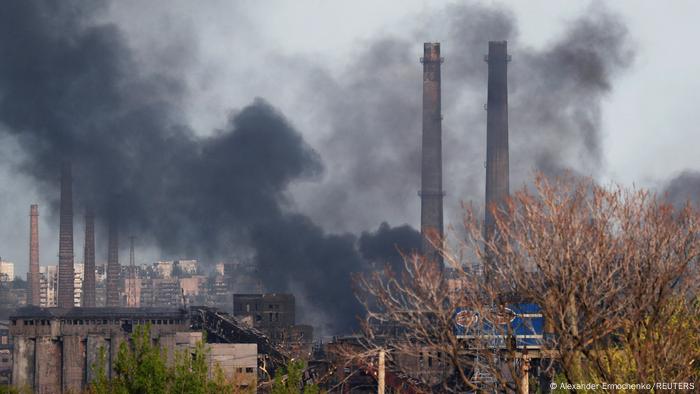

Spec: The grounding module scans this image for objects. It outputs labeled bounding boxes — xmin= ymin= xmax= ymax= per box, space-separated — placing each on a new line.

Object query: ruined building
xmin=233 ymin=293 xmax=313 ymax=359
xmin=419 ymin=42 xmax=444 ymax=266
xmin=81 ymin=210 xmax=96 ymax=307
xmin=28 ymin=205 xmax=40 ymax=306
xmin=57 ymin=163 xmax=74 ymax=308
xmin=10 ymin=306 xmax=264 ymax=393
xmin=484 ymin=41 xmax=510 ymax=238
xmin=10 ymin=307 xmax=190 ymax=393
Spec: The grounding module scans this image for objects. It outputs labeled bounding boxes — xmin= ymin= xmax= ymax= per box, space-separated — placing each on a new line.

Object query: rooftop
xmin=10 ymin=306 xmax=188 ymax=320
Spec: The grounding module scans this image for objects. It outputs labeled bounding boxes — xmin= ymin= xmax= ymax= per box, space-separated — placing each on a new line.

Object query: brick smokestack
xmin=484 ymin=41 xmax=510 ymax=238
xmin=28 ymin=204 xmax=40 ymax=306
xmin=57 ymin=162 xmax=75 ymax=308
xmin=105 ymin=218 xmax=120 ymax=306
xmin=81 ymin=209 xmax=96 ymax=307
xmin=419 ymin=43 xmax=444 ymax=265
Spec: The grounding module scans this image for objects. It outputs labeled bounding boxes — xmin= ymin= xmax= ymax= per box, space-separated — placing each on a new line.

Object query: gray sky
xmin=107 ymin=0 xmax=700 ymax=185
xmin=1 ymin=0 xmax=699 ymax=276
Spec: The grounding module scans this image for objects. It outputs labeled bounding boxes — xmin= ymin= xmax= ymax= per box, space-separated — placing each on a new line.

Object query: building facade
xmin=38 ymin=265 xmax=83 ymax=307
xmin=10 ymin=307 xmax=190 ymax=393
xmin=0 ymin=261 xmax=15 ymax=282
xmin=39 ymin=266 xmax=58 ymax=308
xmin=233 ymin=293 xmax=313 ymax=359
xmin=175 ymin=260 xmax=198 ymax=275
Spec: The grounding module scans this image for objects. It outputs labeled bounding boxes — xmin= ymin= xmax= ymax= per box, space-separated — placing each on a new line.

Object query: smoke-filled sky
xmin=1 ymin=0 xmax=699 ymax=333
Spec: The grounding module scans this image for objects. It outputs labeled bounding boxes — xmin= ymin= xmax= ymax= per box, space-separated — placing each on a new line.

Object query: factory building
xmin=233 ymin=293 xmax=313 ymax=359
xmin=0 ymin=322 xmax=11 ymax=385
xmin=10 ymin=307 xmax=189 ymax=393
xmin=10 ymin=306 xmax=259 ymax=393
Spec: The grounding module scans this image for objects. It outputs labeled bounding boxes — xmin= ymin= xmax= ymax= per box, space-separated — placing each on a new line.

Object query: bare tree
xmin=354 ymin=239 xmax=533 ymax=392
xmin=353 ymin=174 xmax=700 ymax=392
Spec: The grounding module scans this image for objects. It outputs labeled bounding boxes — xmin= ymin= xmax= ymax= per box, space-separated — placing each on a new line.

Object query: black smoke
xmin=291 ymin=3 xmax=634 ymax=233
xmin=359 ymin=222 xmax=421 ymax=273
xmin=0 ymin=0 xmax=421 ymax=332
xmin=0 ymin=0 xmax=320 ymax=256
xmin=661 ymin=170 xmax=700 ymax=208
xmin=0 ymin=0 xmax=634 ymax=332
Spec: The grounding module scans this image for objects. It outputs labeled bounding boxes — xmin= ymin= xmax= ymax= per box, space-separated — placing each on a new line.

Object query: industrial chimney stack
xmin=57 ymin=162 xmax=75 ymax=308
xmin=82 ymin=210 xmax=96 ymax=307
xmin=106 ymin=219 xmax=120 ymax=307
xmin=419 ymin=43 xmax=444 ymax=266
xmin=127 ymin=236 xmax=137 ymax=307
xmin=484 ymin=41 xmax=510 ymax=239
xmin=28 ymin=204 xmax=40 ymax=306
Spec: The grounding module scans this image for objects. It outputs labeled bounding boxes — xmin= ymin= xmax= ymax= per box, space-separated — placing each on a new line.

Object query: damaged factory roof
xmin=10 ymin=306 xmax=188 ymax=320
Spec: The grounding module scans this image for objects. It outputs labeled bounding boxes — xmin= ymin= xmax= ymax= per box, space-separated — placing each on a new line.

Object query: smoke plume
xmin=0 ymin=0 xmax=423 ymax=331
xmin=661 ymin=170 xmax=700 ymax=208
xmin=0 ymin=0 xmax=633 ymax=332
xmin=291 ymin=3 xmax=634 ymax=233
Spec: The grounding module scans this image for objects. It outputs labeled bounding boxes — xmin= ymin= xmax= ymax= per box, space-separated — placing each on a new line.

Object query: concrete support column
xmin=35 ymin=336 xmax=61 ymax=394
xmin=109 ymin=336 xmax=124 ymax=379
xmin=11 ymin=337 xmax=35 ymax=390
xmin=86 ymin=335 xmax=109 ymax=384
xmin=160 ymin=334 xmax=176 ymax=365
xmin=62 ymin=335 xmax=85 ymax=392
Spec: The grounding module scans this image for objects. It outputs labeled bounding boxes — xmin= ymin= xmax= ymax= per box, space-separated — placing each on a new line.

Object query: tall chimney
xmin=127 ymin=236 xmax=137 ymax=307
xmin=57 ymin=162 xmax=75 ymax=308
xmin=484 ymin=41 xmax=510 ymax=238
xmin=28 ymin=204 xmax=40 ymax=305
xmin=419 ymin=43 xmax=444 ymax=265
xmin=105 ymin=218 xmax=120 ymax=307
xmin=81 ymin=209 xmax=96 ymax=307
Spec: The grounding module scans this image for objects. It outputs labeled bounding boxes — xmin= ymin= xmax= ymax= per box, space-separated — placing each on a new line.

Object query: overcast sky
xmin=2 ymin=0 xmax=699 ymax=277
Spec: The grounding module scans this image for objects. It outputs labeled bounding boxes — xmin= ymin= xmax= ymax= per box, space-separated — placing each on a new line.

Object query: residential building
xmin=0 ymin=261 xmax=14 ymax=282
xmin=175 ymin=260 xmax=198 ymax=275
xmin=39 ymin=265 xmax=58 ymax=307
xmin=154 ymin=261 xmax=174 ymax=279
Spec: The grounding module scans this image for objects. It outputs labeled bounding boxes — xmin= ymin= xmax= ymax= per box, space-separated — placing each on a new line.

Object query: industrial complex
xmin=0 ymin=40 xmax=552 ymax=393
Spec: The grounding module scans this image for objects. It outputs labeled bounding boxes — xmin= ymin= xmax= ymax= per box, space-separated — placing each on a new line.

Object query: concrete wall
xmin=207 ymin=343 xmax=257 ymax=389
xmin=10 ymin=308 xmax=200 ymax=393
xmin=395 ymin=348 xmax=452 ymax=387
xmin=233 ymin=293 xmax=296 ymax=330
xmin=175 ymin=331 xmax=202 ymax=348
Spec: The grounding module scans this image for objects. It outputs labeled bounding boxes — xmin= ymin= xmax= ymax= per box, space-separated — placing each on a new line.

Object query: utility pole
xmin=378 ymin=349 xmax=385 ymax=394
xmin=519 ymin=354 xmax=530 ymax=394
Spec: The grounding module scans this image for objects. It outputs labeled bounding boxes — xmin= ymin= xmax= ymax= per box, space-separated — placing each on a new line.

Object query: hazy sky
xmin=2 ymin=0 xmax=699 ymax=277
xmin=108 ymin=0 xmax=700 ymax=186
